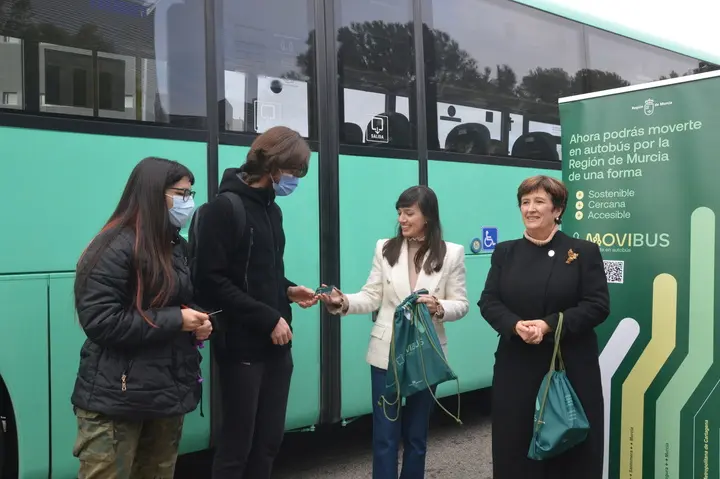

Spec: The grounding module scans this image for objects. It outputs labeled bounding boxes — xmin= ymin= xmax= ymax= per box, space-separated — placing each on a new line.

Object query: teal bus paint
xmin=0 ymin=128 xmax=212 ymax=478
xmin=338 ymin=154 xmax=419 ymax=418
xmin=0 ymin=0 xmax=716 ymax=477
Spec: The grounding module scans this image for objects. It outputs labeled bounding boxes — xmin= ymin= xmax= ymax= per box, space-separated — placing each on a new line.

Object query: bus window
xmin=527 ymin=121 xmax=562 ymax=161
xmin=507 ymin=113 xmax=523 ymax=156
xmin=423 ymin=0 xmax=583 ymax=162
xmin=217 ymin=0 xmax=316 ymax=139
xmin=585 ymin=26 xmax=715 ymax=93
xmin=437 ymin=103 xmax=501 ymax=154
xmin=0 ymin=36 xmax=22 ymax=110
xmin=343 ymin=88 xmax=411 ymax=146
xmin=335 ymin=0 xmax=417 ymax=151
xmin=0 ymin=0 xmax=208 ymax=127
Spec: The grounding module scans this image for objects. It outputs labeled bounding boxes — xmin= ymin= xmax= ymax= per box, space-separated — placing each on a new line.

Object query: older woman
xmin=479 ymin=175 xmax=610 ymax=479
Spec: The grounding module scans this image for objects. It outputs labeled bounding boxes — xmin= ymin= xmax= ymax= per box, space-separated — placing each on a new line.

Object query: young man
xmin=192 ymin=126 xmax=317 ymax=479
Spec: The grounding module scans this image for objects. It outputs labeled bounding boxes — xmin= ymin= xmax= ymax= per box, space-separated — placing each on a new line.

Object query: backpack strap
xmin=188 ymin=203 xmax=204 ymax=285
xmin=188 ymin=191 xmax=246 ymax=284
xmin=219 ymin=191 xmax=246 ymax=241
xmin=190 ymin=205 xmax=202 ymax=251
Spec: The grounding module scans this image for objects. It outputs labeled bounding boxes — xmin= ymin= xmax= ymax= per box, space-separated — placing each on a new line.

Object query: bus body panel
xmin=48 ymin=273 xmax=84 ymax=478
xmin=0 ymin=127 xmax=209 ymax=275
xmin=0 ymin=127 xmax=212 ymax=476
xmin=338 ymin=154 xmax=418 ymax=419
xmin=0 ymin=275 xmax=50 ymax=479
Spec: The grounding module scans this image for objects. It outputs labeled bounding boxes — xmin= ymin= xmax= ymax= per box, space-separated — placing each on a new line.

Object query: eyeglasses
xmin=169 ymin=188 xmax=196 ymax=201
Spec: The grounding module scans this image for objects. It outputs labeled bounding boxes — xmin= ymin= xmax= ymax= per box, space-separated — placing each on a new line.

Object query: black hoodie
xmin=193 ymin=167 xmax=296 ymax=361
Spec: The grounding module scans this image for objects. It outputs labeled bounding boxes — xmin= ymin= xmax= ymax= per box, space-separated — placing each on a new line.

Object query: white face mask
xmin=166 ymin=195 xmax=196 ymax=228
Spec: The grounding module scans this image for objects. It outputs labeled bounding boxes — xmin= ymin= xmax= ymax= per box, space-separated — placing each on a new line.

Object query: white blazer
xmin=337 ymin=239 xmax=469 ymax=370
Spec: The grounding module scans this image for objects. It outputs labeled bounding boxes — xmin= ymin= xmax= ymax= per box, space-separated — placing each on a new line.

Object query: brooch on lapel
xmin=566 ymin=249 xmax=579 ymax=264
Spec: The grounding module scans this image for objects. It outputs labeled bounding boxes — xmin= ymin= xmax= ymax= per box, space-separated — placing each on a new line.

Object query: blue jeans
xmin=371 ymin=366 xmax=435 ymax=479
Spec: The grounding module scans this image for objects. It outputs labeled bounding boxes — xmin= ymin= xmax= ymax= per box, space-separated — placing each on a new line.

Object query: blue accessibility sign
xmin=481 ymin=226 xmax=498 ymax=253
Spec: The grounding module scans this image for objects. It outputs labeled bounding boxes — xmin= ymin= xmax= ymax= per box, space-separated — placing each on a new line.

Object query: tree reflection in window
xmin=291 ymin=0 xmax=718 ymax=158
xmin=288 ymin=20 xmax=713 ymax=158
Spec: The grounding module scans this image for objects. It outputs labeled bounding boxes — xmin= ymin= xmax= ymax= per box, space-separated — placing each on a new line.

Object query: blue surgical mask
xmin=167 ymin=195 xmax=195 ymax=228
xmin=272 ymin=173 xmax=299 ymax=196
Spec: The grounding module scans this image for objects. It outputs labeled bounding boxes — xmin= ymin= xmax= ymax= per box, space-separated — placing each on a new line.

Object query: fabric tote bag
xmin=527 ymin=312 xmax=590 ymax=460
xmin=378 ymin=289 xmax=461 ymax=424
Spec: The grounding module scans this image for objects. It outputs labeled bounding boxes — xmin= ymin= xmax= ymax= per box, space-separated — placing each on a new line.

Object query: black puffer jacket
xmin=71 ymin=228 xmax=202 ymax=420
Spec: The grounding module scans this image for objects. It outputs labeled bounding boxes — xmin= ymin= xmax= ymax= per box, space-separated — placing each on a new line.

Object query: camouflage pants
xmin=72 ymin=407 xmax=185 ymax=479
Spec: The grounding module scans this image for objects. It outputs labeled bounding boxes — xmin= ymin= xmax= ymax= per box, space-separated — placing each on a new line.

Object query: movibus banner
xmin=558 ymin=70 xmax=720 ymax=479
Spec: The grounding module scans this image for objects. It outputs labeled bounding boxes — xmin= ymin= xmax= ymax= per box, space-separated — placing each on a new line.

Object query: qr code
xmin=604 ymin=260 xmax=624 ymax=284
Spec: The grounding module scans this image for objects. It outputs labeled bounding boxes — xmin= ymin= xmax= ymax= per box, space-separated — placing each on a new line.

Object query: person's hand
xmin=416 ymin=294 xmax=438 ymax=315
xmin=517 ymin=320 xmax=551 ymax=344
xmin=317 ymin=284 xmax=343 ymax=309
xmin=523 ymin=320 xmax=551 ymax=337
xmin=194 ymin=320 xmax=213 ymax=341
xmin=288 ymin=286 xmax=318 ymax=308
xmin=515 ymin=321 xmax=542 ymax=344
xmin=271 ymin=318 xmax=293 ymax=345
xmin=181 ymin=308 xmax=209 ymax=332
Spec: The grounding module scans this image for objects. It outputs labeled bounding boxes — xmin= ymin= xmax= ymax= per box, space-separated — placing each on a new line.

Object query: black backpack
xmin=188 ymin=191 xmax=246 ymax=285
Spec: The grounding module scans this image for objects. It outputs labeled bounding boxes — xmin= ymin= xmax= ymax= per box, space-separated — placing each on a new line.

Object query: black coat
xmin=71 ymin=228 xmax=202 ymax=420
xmin=479 ymin=231 xmax=610 ymax=479
xmin=193 ymin=168 xmax=296 ymax=362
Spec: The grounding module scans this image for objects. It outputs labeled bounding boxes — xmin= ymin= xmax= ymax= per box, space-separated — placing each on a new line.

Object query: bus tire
xmin=0 ymin=383 xmax=18 ymax=479
xmin=0 ymin=415 xmax=4 ymax=478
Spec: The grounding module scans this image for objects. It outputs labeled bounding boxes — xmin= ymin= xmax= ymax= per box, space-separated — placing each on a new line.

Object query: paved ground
xmin=176 ymin=389 xmax=493 ymax=478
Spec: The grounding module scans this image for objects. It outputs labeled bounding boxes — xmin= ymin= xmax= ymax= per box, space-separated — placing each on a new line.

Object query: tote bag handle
xmin=534 ymin=312 xmax=564 ymax=432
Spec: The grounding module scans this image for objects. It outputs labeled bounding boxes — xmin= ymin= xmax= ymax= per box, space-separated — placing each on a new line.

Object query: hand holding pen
xmin=180 ymin=306 xmax=209 ymax=331
xmin=195 ymin=309 xmax=221 ymax=342
xmin=180 ymin=306 xmax=221 ymax=343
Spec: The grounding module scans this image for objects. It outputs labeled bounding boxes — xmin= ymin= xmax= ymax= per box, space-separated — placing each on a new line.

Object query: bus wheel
xmin=0 ymin=413 xmax=5 ymax=476
xmin=0 ymin=388 xmax=17 ymax=479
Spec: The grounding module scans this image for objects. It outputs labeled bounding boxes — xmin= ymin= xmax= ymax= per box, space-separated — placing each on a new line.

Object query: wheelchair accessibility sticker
xmin=481 ymin=227 xmax=497 ymax=252
xmin=470 ymin=227 xmax=498 ymax=254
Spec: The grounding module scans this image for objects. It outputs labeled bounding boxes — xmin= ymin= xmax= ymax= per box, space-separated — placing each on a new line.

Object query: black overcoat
xmin=479 ymin=230 xmax=610 ymax=479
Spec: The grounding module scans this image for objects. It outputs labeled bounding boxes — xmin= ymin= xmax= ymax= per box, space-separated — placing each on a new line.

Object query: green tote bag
xmin=378 ymin=289 xmax=461 ymax=424
xmin=527 ymin=312 xmax=590 ymax=460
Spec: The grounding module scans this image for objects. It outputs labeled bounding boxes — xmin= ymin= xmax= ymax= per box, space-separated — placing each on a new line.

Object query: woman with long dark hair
xmin=318 ymin=185 xmax=469 ymax=479
xmin=70 ymin=157 xmax=211 ymax=479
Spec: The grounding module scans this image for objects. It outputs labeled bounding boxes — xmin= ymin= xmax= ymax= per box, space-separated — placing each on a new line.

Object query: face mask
xmin=167 ymin=195 xmax=195 ymax=228
xmin=272 ymin=173 xmax=299 ymax=197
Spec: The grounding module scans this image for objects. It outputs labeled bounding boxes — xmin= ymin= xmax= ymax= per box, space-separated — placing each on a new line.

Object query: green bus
xmin=0 ymin=0 xmax=716 ymax=477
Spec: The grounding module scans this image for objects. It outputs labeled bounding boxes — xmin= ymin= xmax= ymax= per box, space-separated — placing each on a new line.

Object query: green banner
xmin=558 ymin=71 xmax=720 ymax=479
